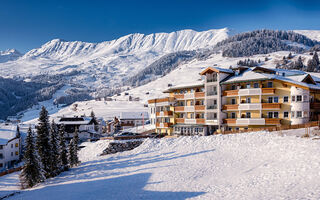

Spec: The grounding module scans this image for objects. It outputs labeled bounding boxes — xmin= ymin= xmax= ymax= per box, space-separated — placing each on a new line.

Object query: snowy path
xmin=2 ymin=131 xmax=320 ymax=199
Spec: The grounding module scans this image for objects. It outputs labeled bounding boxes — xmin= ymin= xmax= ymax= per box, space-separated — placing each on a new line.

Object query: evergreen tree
xmin=313 ymin=51 xmax=319 ymax=65
xmin=19 ymin=127 xmax=45 ymax=189
xmin=294 ymin=56 xmax=304 ymax=69
xmin=73 ymin=129 xmax=80 ymax=165
xmin=58 ymin=124 xmax=69 ymax=171
xmin=68 ymin=139 xmax=75 ymax=167
xmin=36 ymin=106 xmax=52 ymax=178
xmin=49 ymin=120 xmax=61 ymax=176
xmin=288 ymin=52 xmax=293 ymax=59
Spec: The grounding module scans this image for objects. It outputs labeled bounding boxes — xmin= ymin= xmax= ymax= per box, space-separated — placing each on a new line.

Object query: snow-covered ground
xmin=2 ymin=129 xmax=320 ymax=199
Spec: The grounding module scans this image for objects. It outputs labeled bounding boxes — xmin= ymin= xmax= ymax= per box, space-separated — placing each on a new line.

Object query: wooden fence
xmin=220 ymin=121 xmax=319 ymax=135
xmin=0 ymin=166 xmax=22 ymax=177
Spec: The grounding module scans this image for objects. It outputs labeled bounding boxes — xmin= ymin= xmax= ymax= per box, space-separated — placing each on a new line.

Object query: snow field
xmin=3 ymin=130 xmax=320 ymax=199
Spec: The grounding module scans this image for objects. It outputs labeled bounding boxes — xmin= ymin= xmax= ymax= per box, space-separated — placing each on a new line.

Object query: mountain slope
xmin=0 ymin=49 xmax=22 ymax=63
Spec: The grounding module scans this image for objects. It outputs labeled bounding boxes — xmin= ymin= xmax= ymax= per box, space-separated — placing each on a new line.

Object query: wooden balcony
xmin=195 ymin=105 xmax=205 ymax=111
xmin=156 ymin=122 xmax=173 ymax=128
xmin=156 ymin=111 xmax=173 ymax=117
xmin=223 ymin=90 xmax=238 ymax=96
xmin=311 ymin=102 xmax=320 ymax=109
xmin=262 ymin=88 xmax=275 ymax=94
xmin=196 ymin=118 xmax=205 ymax=124
xmin=148 ymin=97 xmax=175 ymax=104
xmin=174 ymin=94 xmax=184 ymax=99
xmin=195 ymin=92 xmax=205 ymax=98
xmin=262 ymin=103 xmax=281 ymax=109
xmin=175 ymin=106 xmax=184 ymax=112
xmin=265 ymin=118 xmax=281 ymax=125
xmin=176 ymin=118 xmax=185 ymax=123
xmin=224 ymin=118 xmax=236 ymax=124
xmin=223 ymin=104 xmax=239 ymax=110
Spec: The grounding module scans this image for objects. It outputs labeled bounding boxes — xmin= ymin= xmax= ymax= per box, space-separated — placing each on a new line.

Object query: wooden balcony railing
xmin=223 ymin=118 xmax=236 ymax=124
xmin=175 ymin=106 xmax=185 ymax=112
xmin=223 ymin=90 xmax=239 ymax=96
xmin=174 ymin=94 xmax=184 ymax=99
xmin=311 ymin=102 xmax=320 ymax=109
xmin=195 ymin=92 xmax=205 ymax=98
xmin=223 ymin=104 xmax=239 ymax=110
xmin=156 ymin=111 xmax=173 ymax=116
xmin=262 ymin=103 xmax=281 ymax=109
xmin=265 ymin=118 xmax=281 ymax=125
xmin=176 ymin=118 xmax=185 ymax=123
xmin=196 ymin=118 xmax=205 ymax=124
xmin=156 ymin=122 xmax=173 ymax=127
xmin=195 ymin=105 xmax=205 ymax=111
xmin=262 ymin=88 xmax=275 ymax=94
xmin=148 ymin=97 xmax=175 ymax=104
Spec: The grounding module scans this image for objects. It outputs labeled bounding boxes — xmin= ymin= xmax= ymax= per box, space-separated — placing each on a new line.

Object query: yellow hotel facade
xmin=148 ymin=66 xmax=320 ymax=135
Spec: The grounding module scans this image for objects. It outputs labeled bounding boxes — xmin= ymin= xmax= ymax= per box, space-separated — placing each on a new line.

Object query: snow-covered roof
xmin=120 ymin=112 xmax=149 ymax=120
xmin=0 ymin=124 xmax=18 ymax=145
xmin=57 ymin=117 xmax=94 ymax=125
xmin=223 ymin=69 xmax=270 ymax=83
xmin=163 ymin=81 xmax=204 ymax=93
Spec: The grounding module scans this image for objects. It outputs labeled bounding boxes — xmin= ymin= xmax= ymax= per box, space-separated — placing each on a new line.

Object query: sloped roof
xmin=120 ymin=112 xmax=149 ymax=120
xmin=163 ymin=81 xmax=204 ymax=93
xmin=0 ymin=124 xmax=18 ymax=145
xmin=57 ymin=117 xmax=93 ymax=125
xmin=200 ymin=67 xmax=234 ymax=75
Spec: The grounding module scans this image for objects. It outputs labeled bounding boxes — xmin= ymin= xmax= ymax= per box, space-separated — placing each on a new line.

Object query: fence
xmin=0 ymin=166 xmax=23 ymax=177
xmin=220 ymin=121 xmax=319 ymax=135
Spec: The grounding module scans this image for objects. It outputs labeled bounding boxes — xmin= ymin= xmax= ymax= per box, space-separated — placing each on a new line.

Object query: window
xmin=213 ymin=113 xmax=217 ymax=119
xmin=246 ymin=97 xmax=251 ymax=103
xmin=15 ymin=151 xmax=18 ymax=155
xmin=11 ymin=152 xmax=13 ymax=156
xmin=231 ymin=112 xmax=236 ymax=119
xmin=292 ymin=96 xmax=295 ymax=102
xmin=246 ymin=83 xmax=251 ymax=89
xmin=273 ymin=97 xmax=279 ymax=103
xmin=235 ymin=127 xmax=240 ymax=131
xmin=291 ymin=111 xmax=295 ymax=118
xmin=11 ymin=144 xmax=13 ymax=148
xmin=231 ymin=98 xmax=236 ymax=105
xmin=231 ymin=85 xmax=236 ymax=90
xmin=274 ymin=112 xmax=279 ymax=118
xmin=304 ymin=111 xmax=308 ymax=118
xmin=284 ymin=112 xmax=289 ymax=118
xmin=0 ymin=145 xmax=2 ymax=150
xmin=268 ymin=112 xmax=273 ymax=118
xmin=0 ymin=163 xmax=3 ymax=168
xmin=267 ymin=82 xmax=273 ymax=88
xmin=0 ymin=153 xmax=3 ymax=159
xmin=268 ymin=97 xmax=273 ymax=103
xmin=199 ymin=128 xmax=203 ymax=132
xmin=246 ymin=112 xmax=251 ymax=118
xmin=303 ymin=95 xmax=308 ymax=102
xmin=283 ymin=96 xmax=289 ymax=103
xmin=297 ymin=111 xmax=302 ymax=118
xmin=297 ymin=95 xmax=302 ymax=102
xmin=254 ymin=83 xmax=259 ymax=88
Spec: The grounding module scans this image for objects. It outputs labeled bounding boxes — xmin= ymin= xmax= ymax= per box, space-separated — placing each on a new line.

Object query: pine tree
xmin=313 ymin=51 xmax=319 ymax=65
xmin=49 ymin=120 xmax=61 ymax=177
xmin=36 ymin=106 xmax=52 ymax=178
xmin=58 ymin=124 xmax=69 ymax=171
xmin=68 ymin=139 xmax=75 ymax=167
xmin=19 ymin=127 xmax=45 ymax=189
xmin=73 ymin=129 xmax=80 ymax=165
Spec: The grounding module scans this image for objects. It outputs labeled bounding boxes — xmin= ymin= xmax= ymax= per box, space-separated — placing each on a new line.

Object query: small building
xmin=0 ymin=124 xmax=21 ymax=170
xmin=57 ymin=116 xmax=100 ymax=140
xmin=120 ymin=112 xmax=149 ymax=130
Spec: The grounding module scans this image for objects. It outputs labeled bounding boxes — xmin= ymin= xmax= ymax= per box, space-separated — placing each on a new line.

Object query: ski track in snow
xmin=1 ymin=131 xmax=320 ymax=199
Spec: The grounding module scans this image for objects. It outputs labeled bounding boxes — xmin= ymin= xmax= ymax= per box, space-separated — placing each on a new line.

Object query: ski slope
xmin=2 ymin=130 xmax=320 ymax=199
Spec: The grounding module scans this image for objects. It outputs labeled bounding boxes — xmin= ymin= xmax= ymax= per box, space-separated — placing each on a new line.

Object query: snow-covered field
xmin=1 ymin=130 xmax=320 ymax=199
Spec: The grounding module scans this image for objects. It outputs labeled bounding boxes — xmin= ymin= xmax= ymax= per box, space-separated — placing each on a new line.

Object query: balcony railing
xmin=223 ymin=88 xmax=275 ymax=97
xmin=156 ymin=111 xmax=173 ymax=117
xmin=262 ymin=103 xmax=281 ymax=109
xmin=262 ymin=88 xmax=275 ymax=94
xmin=224 ymin=118 xmax=281 ymax=126
xmin=265 ymin=118 xmax=281 ymax=125
xmin=176 ymin=118 xmax=185 ymax=123
xmin=238 ymin=103 xmax=261 ymax=110
xmin=148 ymin=97 xmax=175 ymax=104
xmin=224 ymin=118 xmax=236 ymax=124
xmin=195 ymin=105 xmax=205 ymax=111
xmin=207 ymin=105 xmax=217 ymax=110
xmin=311 ymin=102 xmax=320 ymax=109
xmin=174 ymin=94 xmax=184 ymax=99
xmin=223 ymin=104 xmax=239 ymax=110
xmin=196 ymin=118 xmax=205 ymax=124
xmin=156 ymin=122 xmax=172 ymax=128
xmin=207 ymin=91 xmax=218 ymax=96
xmin=175 ymin=106 xmax=184 ymax=112
xmin=223 ymin=90 xmax=238 ymax=96
xmin=195 ymin=92 xmax=205 ymax=98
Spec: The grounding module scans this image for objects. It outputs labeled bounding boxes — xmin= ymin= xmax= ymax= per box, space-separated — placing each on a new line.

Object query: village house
xmin=0 ymin=123 xmax=21 ymax=170
xmin=119 ymin=112 xmax=149 ymax=130
xmin=148 ymin=66 xmax=320 ymax=135
xmin=57 ymin=116 xmax=101 ymax=140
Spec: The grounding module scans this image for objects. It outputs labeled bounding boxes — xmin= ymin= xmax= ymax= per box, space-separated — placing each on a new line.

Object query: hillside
xmin=2 ymin=130 xmax=320 ymax=199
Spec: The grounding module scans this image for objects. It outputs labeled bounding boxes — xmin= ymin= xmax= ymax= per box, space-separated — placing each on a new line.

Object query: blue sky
xmin=1 ymin=0 xmax=320 ymax=52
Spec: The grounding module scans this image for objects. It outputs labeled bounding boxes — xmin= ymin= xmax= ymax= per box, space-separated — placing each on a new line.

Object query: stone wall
xmin=100 ymin=140 xmax=143 ymax=155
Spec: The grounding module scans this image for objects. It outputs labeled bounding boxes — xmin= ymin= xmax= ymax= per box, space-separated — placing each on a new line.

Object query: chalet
xmin=120 ymin=112 xmax=149 ymax=130
xmin=0 ymin=124 xmax=21 ymax=170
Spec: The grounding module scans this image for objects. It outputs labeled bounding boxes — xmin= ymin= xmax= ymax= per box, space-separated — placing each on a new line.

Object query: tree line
xmin=19 ymin=106 xmax=80 ymax=189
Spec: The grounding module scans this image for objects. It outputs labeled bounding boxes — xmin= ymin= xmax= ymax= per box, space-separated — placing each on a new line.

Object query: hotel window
xmin=284 ymin=112 xmax=289 ymax=118
xmin=297 ymin=95 xmax=302 ymax=102
xmin=273 ymin=96 xmax=279 ymax=103
xmin=304 ymin=111 xmax=308 ymax=117
xmin=268 ymin=97 xmax=273 ymax=103
xmin=213 ymin=113 xmax=217 ymax=119
xmin=0 ymin=153 xmax=3 ymax=159
xmin=0 ymin=145 xmax=2 ymax=150
xmin=11 ymin=144 xmax=13 ymax=148
xmin=231 ymin=85 xmax=236 ymax=90
xmin=15 ymin=143 xmax=18 ymax=147
xmin=246 ymin=97 xmax=251 ymax=103
xmin=231 ymin=98 xmax=236 ymax=105
xmin=11 ymin=152 xmax=13 ymax=156
xmin=254 ymin=82 xmax=259 ymax=88
xmin=267 ymin=82 xmax=273 ymax=88
xmin=292 ymin=96 xmax=295 ymax=102
xmin=199 ymin=128 xmax=203 ymax=132
xmin=246 ymin=83 xmax=251 ymax=89
xmin=268 ymin=112 xmax=273 ymax=118
xmin=246 ymin=112 xmax=251 ymax=118
xmin=15 ymin=151 xmax=18 ymax=155
xmin=273 ymin=112 xmax=279 ymax=118
xmin=283 ymin=96 xmax=289 ymax=103
xmin=291 ymin=111 xmax=295 ymax=118
xmin=303 ymin=95 xmax=308 ymax=102
xmin=297 ymin=111 xmax=302 ymax=118
xmin=231 ymin=112 xmax=236 ymax=119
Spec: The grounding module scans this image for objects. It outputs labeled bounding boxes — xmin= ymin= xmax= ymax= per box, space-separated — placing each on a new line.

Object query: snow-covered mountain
xmin=0 ymin=49 xmax=22 ymax=63
xmin=0 ymin=29 xmax=228 ymax=88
